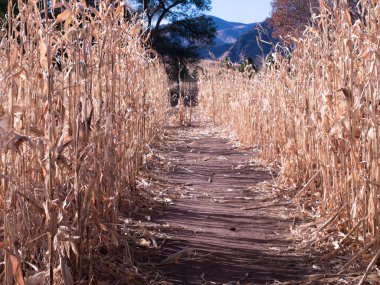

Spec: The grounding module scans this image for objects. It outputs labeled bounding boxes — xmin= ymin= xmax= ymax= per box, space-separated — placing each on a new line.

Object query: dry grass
xmin=0 ymin=0 xmax=168 ymax=283
xmin=199 ymin=0 xmax=380 ymax=277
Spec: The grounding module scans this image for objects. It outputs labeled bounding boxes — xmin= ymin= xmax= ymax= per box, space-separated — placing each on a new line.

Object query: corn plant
xmin=0 ymin=0 xmax=169 ymax=283
xmin=199 ymin=0 xmax=380 ymax=273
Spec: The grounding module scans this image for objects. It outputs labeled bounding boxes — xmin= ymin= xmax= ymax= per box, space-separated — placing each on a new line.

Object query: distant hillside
xmin=199 ymin=17 xmax=275 ymax=64
xmin=225 ymin=20 xmax=275 ymax=64
xmin=209 ymin=16 xmax=257 ymax=45
xmin=198 ymin=16 xmax=257 ymax=59
xmin=210 ymin=16 xmax=248 ymax=31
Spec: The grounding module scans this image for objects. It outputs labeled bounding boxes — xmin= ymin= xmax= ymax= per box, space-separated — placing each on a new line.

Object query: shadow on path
xmin=148 ymin=122 xmax=310 ymax=284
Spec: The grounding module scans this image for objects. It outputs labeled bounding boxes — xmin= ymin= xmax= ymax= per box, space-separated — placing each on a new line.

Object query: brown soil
xmin=144 ymin=120 xmax=312 ymax=285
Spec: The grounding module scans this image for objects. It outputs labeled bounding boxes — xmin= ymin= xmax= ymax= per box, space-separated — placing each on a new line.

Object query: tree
xmin=0 ymin=0 xmax=216 ymax=80
xmin=270 ymin=0 xmax=320 ymax=37
xmin=0 ymin=0 xmax=7 ymax=17
xmin=130 ymin=0 xmax=216 ymax=79
xmin=270 ymin=0 xmax=361 ymax=38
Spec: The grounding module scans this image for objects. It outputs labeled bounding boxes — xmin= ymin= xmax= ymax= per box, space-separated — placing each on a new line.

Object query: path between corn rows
xmin=144 ymin=120 xmax=311 ymax=284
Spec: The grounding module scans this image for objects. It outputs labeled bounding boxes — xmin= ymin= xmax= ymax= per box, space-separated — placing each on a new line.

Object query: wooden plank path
xmin=145 ymin=120 xmax=310 ymax=284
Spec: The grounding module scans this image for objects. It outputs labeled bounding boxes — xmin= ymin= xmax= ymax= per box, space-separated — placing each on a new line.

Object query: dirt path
xmin=146 ymin=121 xmax=311 ymax=284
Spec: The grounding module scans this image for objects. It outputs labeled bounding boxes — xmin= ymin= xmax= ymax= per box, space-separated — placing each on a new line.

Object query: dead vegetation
xmin=0 ymin=0 xmax=168 ymax=283
xmin=2 ymin=0 xmax=380 ymax=283
xmin=198 ymin=0 xmax=380 ymax=282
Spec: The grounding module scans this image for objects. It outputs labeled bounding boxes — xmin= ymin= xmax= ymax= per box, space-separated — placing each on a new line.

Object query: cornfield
xmin=199 ymin=0 xmax=380 ymax=275
xmin=0 ymin=0 xmax=168 ymax=283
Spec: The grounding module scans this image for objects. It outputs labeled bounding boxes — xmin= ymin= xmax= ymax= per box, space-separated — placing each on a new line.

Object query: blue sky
xmin=209 ymin=0 xmax=272 ymax=23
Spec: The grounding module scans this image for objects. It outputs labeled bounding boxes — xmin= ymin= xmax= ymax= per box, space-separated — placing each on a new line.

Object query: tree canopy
xmin=0 ymin=0 xmax=216 ymax=81
xmin=270 ymin=0 xmax=361 ymax=38
xmin=130 ymin=0 xmax=216 ymax=72
xmin=270 ymin=0 xmax=320 ymax=37
xmin=0 ymin=0 xmax=7 ymax=17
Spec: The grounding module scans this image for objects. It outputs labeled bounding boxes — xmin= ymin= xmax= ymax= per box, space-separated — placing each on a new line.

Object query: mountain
xmin=225 ymin=20 xmax=274 ymax=64
xmin=199 ymin=16 xmax=275 ymax=64
xmin=209 ymin=16 xmax=257 ymax=45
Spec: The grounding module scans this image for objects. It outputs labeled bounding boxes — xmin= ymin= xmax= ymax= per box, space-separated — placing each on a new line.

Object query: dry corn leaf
xmin=111 ymin=231 xmax=119 ymax=248
xmin=56 ymin=10 xmax=72 ymax=24
xmin=10 ymin=255 xmax=25 ymax=285
xmin=137 ymin=238 xmax=151 ymax=248
xmin=25 ymin=272 xmax=48 ymax=285
xmin=115 ymin=5 xmax=123 ymax=17
xmin=10 ymin=46 xmax=18 ymax=68
xmin=39 ymin=41 xmax=48 ymax=70
xmin=159 ymin=248 xmax=193 ymax=265
xmin=344 ymin=8 xmax=352 ymax=25
xmin=60 ymin=257 xmax=74 ymax=285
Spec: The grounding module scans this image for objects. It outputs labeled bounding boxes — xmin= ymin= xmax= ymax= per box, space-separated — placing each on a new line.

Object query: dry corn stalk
xmin=199 ymin=0 xmax=380 ymax=273
xmin=0 ymin=0 xmax=169 ymax=283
